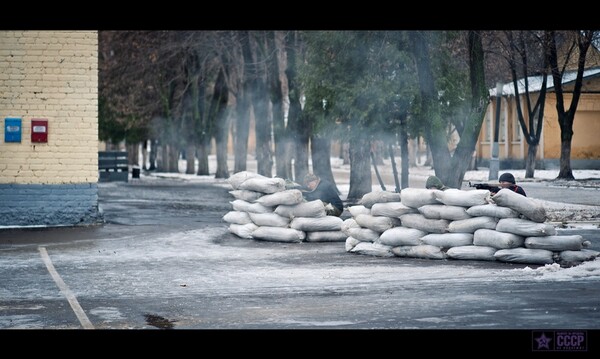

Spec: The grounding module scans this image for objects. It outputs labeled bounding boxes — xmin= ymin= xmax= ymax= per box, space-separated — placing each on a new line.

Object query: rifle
xmin=468 ymin=181 xmax=500 ymax=193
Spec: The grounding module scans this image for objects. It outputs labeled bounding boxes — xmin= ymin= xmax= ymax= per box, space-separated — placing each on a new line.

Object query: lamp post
xmin=489 ymin=82 xmax=502 ymax=181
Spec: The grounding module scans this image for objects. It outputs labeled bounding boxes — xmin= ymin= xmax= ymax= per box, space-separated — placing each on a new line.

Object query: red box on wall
xmin=31 ymin=119 xmax=48 ymax=143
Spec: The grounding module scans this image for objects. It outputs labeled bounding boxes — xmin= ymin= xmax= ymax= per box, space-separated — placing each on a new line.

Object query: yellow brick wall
xmin=0 ymin=31 xmax=98 ymax=184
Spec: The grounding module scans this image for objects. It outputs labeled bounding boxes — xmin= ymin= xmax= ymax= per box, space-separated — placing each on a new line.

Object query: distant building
xmin=476 ymin=67 xmax=600 ymax=170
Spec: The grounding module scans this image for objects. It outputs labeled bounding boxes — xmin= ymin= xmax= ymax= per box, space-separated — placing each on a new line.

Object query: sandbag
xmin=466 ymin=204 xmax=519 ymax=218
xmin=418 ymin=204 xmax=472 ymax=221
xmin=275 ymin=200 xmax=326 ymax=219
xmin=305 ymin=231 xmax=347 ymax=242
xmin=420 ymin=232 xmax=474 ymax=248
xmin=251 ymin=226 xmax=305 ymax=243
xmin=558 ymin=249 xmax=600 ymax=265
xmin=344 ymin=226 xmax=381 ymax=242
xmin=348 ymin=205 xmax=371 ymax=217
xmin=446 ymin=246 xmax=497 ymax=261
xmin=491 ymin=188 xmax=546 ymax=223
xmin=400 ymin=188 xmax=441 ymax=208
xmin=228 ymin=223 xmax=259 ymax=239
xmin=524 ymin=235 xmax=586 ymax=251
xmin=359 ymin=191 xmax=402 ymax=209
xmin=355 ymin=214 xmax=402 ymax=233
xmin=377 ymin=227 xmax=427 ymax=247
xmin=222 ymin=211 xmax=252 ymax=225
xmin=496 ymin=218 xmax=556 ymax=237
xmin=473 ymin=228 xmax=524 ymax=249
xmin=345 ymin=236 xmax=362 ymax=251
xmin=391 ymin=244 xmax=447 ymax=260
xmin=228 ymin=189 xmax=263 ymax=202
xmin=248 ymin=212 xmax=290 ymax=227
xmin=399 ymin=213 xmax=449 ymax=234
xmin=255 ymin=189 xmax=304 ymax=206
xmin=230 ymin=199 xmax=273 ymax=214
xmin=238 ymin=176 xmax=286 ymax=194
xmin=447 ymin=216 xmax=497 ymax=233
xmin=290 ymin=216 xmax=344 ymax=232
xmin=227 ymin=171 xmax=262 ymax=190
xmin=434 ymin=188 xmax=489 ymax=207
xmin=349 ymin=242 xmax=394 ymax=257
xmin=370 ymin=202 xmax=417 ymax=217
xmin=494 ymin=247 xmax=555 ymax=265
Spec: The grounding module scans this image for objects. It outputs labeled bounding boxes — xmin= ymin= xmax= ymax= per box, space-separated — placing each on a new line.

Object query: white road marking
xmin=38 ymin=246 xmax=94 ymax=329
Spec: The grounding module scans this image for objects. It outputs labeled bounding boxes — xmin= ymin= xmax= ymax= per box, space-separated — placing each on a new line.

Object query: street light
xmin=489 ymin=82 xmax=502 ymax=181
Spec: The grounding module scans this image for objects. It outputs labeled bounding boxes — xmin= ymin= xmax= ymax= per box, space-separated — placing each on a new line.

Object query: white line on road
xmin=38 ymin=246 xmax=94 ymax=329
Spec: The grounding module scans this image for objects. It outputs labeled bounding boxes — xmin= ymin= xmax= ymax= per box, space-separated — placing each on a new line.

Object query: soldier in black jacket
xmin=302 ymin=173 xmax=344 ymax=217
xmin=497 ymin=172 xmax=527 ymax=196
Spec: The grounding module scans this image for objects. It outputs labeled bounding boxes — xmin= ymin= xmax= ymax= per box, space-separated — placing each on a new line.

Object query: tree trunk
xmin=148 ymin=139 xmax=157 ymax=171
xmin=285 ymin=31 xmax=308 ymax=182
xmin=525 ymin=144 xmax=538 ymax=178
xmin=559 ymin=124 xmax=575 ymax=179
xmin=311 ymin=135 xmax=336 ymax=191
xmin=445 ymin=31 xmax=488 ymax=189
xmin=347 ymin=135 xmax=372 ymax=203
xmin=268 ymin=31 xmax=290 ymax=179
xmin=210 ymin=68 xmax=230 ymax=179
xmin=196 ymin=143 xmax=210 ymax=175
xmin=185 ymin=144 xmax=195 ymax=174
xmin=399 ymin=120 xmax=410 ymax=189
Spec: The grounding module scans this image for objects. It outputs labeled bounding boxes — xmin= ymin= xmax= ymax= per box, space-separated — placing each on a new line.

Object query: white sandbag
xmin=421 ymin=232 xmax=474 ymax=248
xmin=248 ymin=212 xmax=290 ymax=227
xmin=558 ymin=249 xmax=600 ymax=264
xmin=418 ymin=204 xmax=472 ymax=221
xmin=359 ymin=191 xmax=402 ymax=209
xmin=491 ymin=188 xmax=546 ymax=223
xmin=341 ymin=218 xmax=359 ymax=233
xmin=290 ymin=216 xmax=344 ymax=232
xmin=275 ymin=200 xmax=326 ymax=219
xmin=399 ymin=213 xmax=449 ymax=234
xmin=494 ymin=247 xmax=555 ymax=265
xmin=370 ymin=202 xmax=417 ymax=217
xmin=341 ymin=217 xmax=382 ymax=242
xmin=524 ymin=235 xmax=585 ymax=251
xmin=473 ymin=228 xmax=524 ymax=249
xmin=255 ymin=189 xmax=304 ymax=206
xmin=251 ymin=226 xmax=305 ymax=243
xmin=350 ymin=241 xmax=394 ymax=257
xmin=378 ymin=227 xmax=427 ymax=247
xmin=345 ymin=236 xmax=362 ymax=251
xmin=400 ymin=188 xmax=441 ymax=208
xmin=228 ymin=223 xmax=259 ymax=239
xmin=238 ymin=176 xmax=286 ymax=194
xmin=348 ymin=205 xmax=371 ymax=217
xmin=345 ymin=227 xmax=381 ymax=242
xmin=434 ymin=188 xmax=489 ymax=207
xmin=448 ymin=216 xmax=497 ymax=233
xmin=446 ymin=245 xmax=497 ymax=261
xmin=355 ymin=214 xmax=402 ymax=233
xmin=496 ymin=218 xmax=556 ymax=237
xmin=229 ymin=189 xmax=264 ymax=202
xmin=466 ymin=204 xmax=519 ymax=218
xmin=227 ymin=171 xmax=262 ymax=190
xmin=222 ymin=211 xmax=252 ymax=225
xmin=305 ymin=231 xmax=347 ymax=242
xmin=230 ymin=199 xmax=273 ymax=214
xmin=391 ymin=244 xmax=447 ymax=260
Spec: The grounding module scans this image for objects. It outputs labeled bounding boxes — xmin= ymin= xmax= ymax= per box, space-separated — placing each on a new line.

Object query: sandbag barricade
xmin=345 ymin=187 xmax=599 ymax=267
xmin=223 ymin=171 xmax=345 ymax=243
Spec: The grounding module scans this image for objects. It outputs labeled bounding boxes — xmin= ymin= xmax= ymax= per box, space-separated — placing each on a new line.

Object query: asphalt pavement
xmin=1 ymin=174 xmax=599 ymax=354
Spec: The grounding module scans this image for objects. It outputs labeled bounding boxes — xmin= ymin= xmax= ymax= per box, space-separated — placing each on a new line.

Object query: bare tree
xmin=548 ymin=30 xmax=597 ymax=179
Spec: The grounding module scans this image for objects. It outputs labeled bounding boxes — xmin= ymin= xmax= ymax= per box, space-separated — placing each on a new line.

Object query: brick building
xmin=0 ymin=31 xmax=102 ymax=227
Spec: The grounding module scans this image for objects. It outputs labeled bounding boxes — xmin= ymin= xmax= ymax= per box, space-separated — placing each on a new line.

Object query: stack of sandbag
xmin=345 ymin=187 xmax=599 ymax=267
xmin=223 ymin=171 xmax=346 ymax=243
